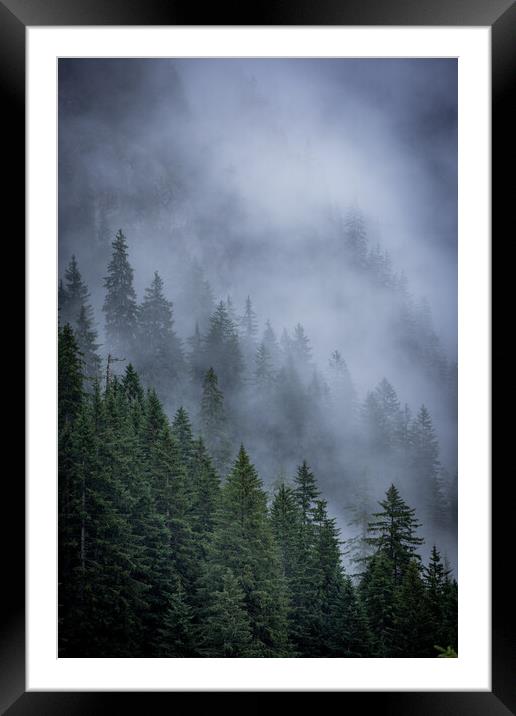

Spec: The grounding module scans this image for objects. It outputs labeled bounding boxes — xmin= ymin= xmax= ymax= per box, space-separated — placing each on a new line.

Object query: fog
xmin=58 ymin=58 xmax=457 ymax=570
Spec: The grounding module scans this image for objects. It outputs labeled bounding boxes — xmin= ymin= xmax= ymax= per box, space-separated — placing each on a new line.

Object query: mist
xmin=58 ymin=58 xmax=458 ymax=571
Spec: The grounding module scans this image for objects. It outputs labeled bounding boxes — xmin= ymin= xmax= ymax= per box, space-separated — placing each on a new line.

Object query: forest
xmin=58 ymin=227 xmax=457 ymax=658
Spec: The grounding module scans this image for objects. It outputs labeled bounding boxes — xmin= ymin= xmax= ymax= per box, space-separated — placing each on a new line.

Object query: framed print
xmin=3 ymin=0 xmax=509 ymax=711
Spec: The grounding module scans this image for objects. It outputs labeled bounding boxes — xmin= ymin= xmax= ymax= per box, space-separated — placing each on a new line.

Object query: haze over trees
xmin=58 ymin=319 xmax=457 ymax=656
xmin=58 ymin=229 xmax=458 ymax=657
xmin=58 ymin=58 xmax=458 ymax=657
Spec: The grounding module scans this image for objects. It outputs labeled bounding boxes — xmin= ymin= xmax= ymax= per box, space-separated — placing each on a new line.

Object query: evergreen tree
xmin=365 ymin=484 xmax=424 ymax=585
xmin=254 ymin=342 xmax=275 ymax=390
xmin=239 ymin=295 xmax=258 ymax=367
xmin=203 ymin=301 xmax=244 ymax=395
xmin=188 ymin=437 xmax=221 ymax=551
xmin=410 ymin=405 xmax=442 ymax=523
xmin=172 ymin=406 xmax=195 ymax=473
xmin=58 ymin=324 xmax=84 ymax=427
xmin=271 ymin=483 xmax=301 ymax=583
xmin=291 ymin=323 xmax=312 ymax=374
xmin=359 ymin=551 xmax=396 ymax=656
xmin=362 ymin=378 xmax=403 ymax=460
xmin=136 ymin=270 xmax=184 ymax=398
xmin=294 ymin=460 xmax=320 ymax=525
xmin=60 ymin=255 xmax=90 ymax=328
xmin=199 ymin=569 xmax=253 ymax=657
xmin=392 ymin=559 xmax=430 ymax=657
xmin=200 ymin=367 xmax=231 ymax=474
xmin=103 ymin=229 xmax=138 ymax=359
xmin=75 ymin=304 xmax=102 ymax=382
xmin=202 ymin=446 xmax=290 ymax=656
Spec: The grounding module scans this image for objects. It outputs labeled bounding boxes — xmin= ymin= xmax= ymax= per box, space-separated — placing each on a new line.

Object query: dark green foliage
xmin=201 ymin=446 xmax=290 ymax=656
xmin=365 ymin=484 xmax=424 ymax=585
xmin=58 ymin=297 xmax=457 ymax=657
xmin=59 ymin=257 xmax=102 ymax=383
xmin=198 ymin=569 xmax=253 ymax=657
xmin=59 ymin=255 xmax=90 ymax=327
xmin=136 ymin=271 xmax=184 ymax=398
xmin=58 ymin=323 xmax=84 ymax=427
xmin=103 ymin=229 xmax=138 ymax=358
xmin=75 ymin=304 xmax=102 ymax=382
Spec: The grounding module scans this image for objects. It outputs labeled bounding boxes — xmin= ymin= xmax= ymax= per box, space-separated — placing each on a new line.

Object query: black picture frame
xmin=4 ymin=0 xmax=509 ymax=711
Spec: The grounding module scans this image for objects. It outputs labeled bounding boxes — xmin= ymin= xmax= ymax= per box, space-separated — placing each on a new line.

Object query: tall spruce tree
xmin=136 ymin=270 xmax=184 ymax=399
xmin=365 ymin=484 xmax=424 ymax=585
xmin=103 ymin=229 xmax=138 ymax=360
xmin=60 ymin=255 xmax=90 ymax=328
xmin=201 ymin=446 xmax=290 ymax=656
xmin=410 ymin=405 xmax=443 ymax=524
xmin=203 ymin=301 xmax=244 ymax=395
xmin=75 ymin=304 xmax=102 ymax=382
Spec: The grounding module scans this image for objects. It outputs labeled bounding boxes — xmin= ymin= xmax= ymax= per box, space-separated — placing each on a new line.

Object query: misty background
xmin=58 ymin=58 xmax=457 ymax=570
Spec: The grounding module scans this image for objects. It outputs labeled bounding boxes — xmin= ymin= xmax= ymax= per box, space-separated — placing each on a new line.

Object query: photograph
xmin=57 ymin=57 xmax=459 ymax=659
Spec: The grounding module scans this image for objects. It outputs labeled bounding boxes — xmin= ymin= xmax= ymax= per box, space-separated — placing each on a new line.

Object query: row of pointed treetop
xmin=59 ymin=322 xmax=457 ymax=657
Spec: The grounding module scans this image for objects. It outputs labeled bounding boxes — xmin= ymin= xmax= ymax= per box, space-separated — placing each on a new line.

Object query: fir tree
xmin=203 ymin=446 xmax=290 ymax=656
xmin=103 ymin=229 xmax=138 ymax=359
xmin=410 ymin=405 xmax=442 ymax=523
xmin=75 ymin=304 xmax=102 ymax=382
xmin=365 ymin=484 xmax=424 ymax=585
xmin=136 ymin=270 xmax=184 ymax=398
xmin=199 ymin=569 xmax=253 ymax=657
xmin=60 ymin=255 xmax=90 ymax=328
xmin=203 ymin=301 xmax=244 ymax=395
xmin=254 ymin=342 xmax=275 ymax=390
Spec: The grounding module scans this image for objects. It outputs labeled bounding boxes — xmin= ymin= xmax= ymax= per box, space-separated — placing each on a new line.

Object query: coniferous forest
xmin=58 ymin=59 xmax=458 ymax=658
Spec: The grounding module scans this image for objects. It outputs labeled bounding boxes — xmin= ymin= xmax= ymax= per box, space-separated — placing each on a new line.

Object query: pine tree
xmin=75 ymin=304 xmax=102 ymax=382
xmin=359 ymin=550 xmax=396 ymax=656
xmin=291 ymin=323 xmax=312 ymax=375
xmin=288 ymin=462 xmax=324 ymax=654
xmin=172 ymin=406 xmax=195 ymax=473
xmin=203 ymin=301 xmax=244 ymax=395
xmin=294 ymin=460 xmax=320 ymax=525
xmin=199 ymin=569 xmax=253 ymax=657
xmin=392 ymin=559 xmax=430 ymax=657
xmin=254 ymin=342 xmax=275 ymax=390
xmin=60 ymin=255 xmax=90 ymax=328
xmin=410 ymin=405 xmax=442 ymax=524
xmin=271 ymin=483 xmax=301 ymax=583
xmin=200 ymin=367 xmax=231 ymax=474
xmin=202 ymin=446 xmax=290 ymax=656
xmin=188 ymin=437 xmax=221 ymax=551
xmin=362 ymin=378 xmax=403 ymax=461
xmin=423 ymin=546 xmax=457 ymax=654
xmin=136 ymin=271 xmax=184 ymax=398
xmin=58 ymin=324 xmax=84 ymax=427
xmin=103 ymin=229 xmax=138 ymax=359
xmin=262 ymin=319 xmax=281 ymax=369
xmin=365 ymin=484 xmax=424 ymax=585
